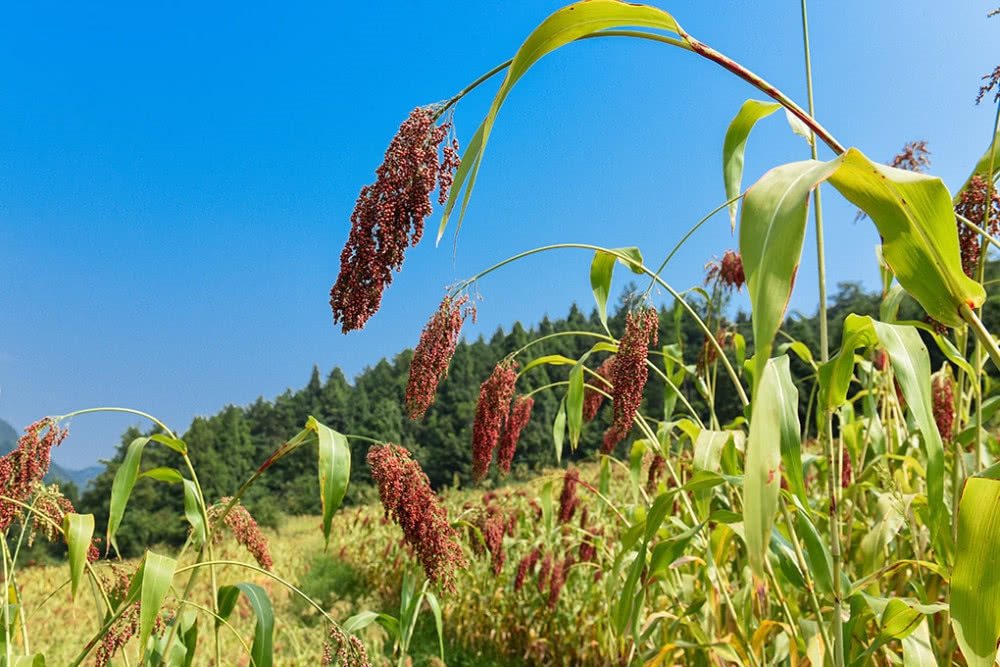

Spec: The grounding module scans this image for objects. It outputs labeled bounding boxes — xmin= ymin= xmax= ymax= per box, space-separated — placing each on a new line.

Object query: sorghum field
xmin=7 ymin=1 xmax=1000 ymax=665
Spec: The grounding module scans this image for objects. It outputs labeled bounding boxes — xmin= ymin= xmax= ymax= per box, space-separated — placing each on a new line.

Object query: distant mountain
xmin=0 ymin=418 xmax=103 ymax=491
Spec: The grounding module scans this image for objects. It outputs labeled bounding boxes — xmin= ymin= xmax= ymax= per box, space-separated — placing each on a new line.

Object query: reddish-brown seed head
xmin=329 ymin=107 xmax=460 ymax=333
xmin=605 ymin=308 xmax=658 ymax=451
xmin=496 ymin=395 xmax=534 ymax=475
xmin=583 ymin=356 xmax=615 ymax=423
xmin=406 ymin=294 xmax=475 ymax=420
xmin=471 ymin=359 xmax=519 ymax=483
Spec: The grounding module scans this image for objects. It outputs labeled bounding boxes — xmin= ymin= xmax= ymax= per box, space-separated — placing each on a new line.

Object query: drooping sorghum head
xmin=480 ymin=510 xmax=506 ymax=576
xmin=322 ymin=624 xmax=372 ymax=667
xmin=697 ymin=327 xmax=733 ymax=377
xmin=537 ymin=552 xmax=553 ymax=594
xmin=583 ymin=356 xmax=615 ymax=423
xmin=514 ymin=546 xmax=540 ymax=592
xmin=889 ymin=140 xmax=931 ymax=173
xmin=601 ymin=423 xmax=629 ymax=455
xmin=547 ymin=557 xmax=571 ymax=610
xmin=28 ymin=483 xmax=75 ymax=547
xmin=406 ymin=294 xmax=476 ymax=420
xmin=471 ymin=359 xmax=519 ymax=483
xmin=497 ymin=395 xmax=534 ymax=475
xmin=94 ymin=564 xmax=167 ymax=667
xmin=841 ymin=446 xmax=853 ymax=489
xmin=558 ymin=468 xmax=580 ymax=525
xmin=704 ymin=250 xmax=745 ymax=293
xmin=955 ymin=175 xmax=1000 ymax=276
xmin=329 ymin=107 xmax=460 ymax=333
xmin=605 ymin=307 xmax=658 ymax=450
xmin=0 ymin=418 xmax=68 ymax=533
xmin=932 ymin=370 xmax=955 ymax=445
xmin=206 ymin=498 xmax=273 ymax=571
xmin=367 ymin=443 xmax=467 ymax=591
xmin=977 ymin=65 xmax=1000 ymax=104
xmin=646 ymin=454 xmax=666 ymax=496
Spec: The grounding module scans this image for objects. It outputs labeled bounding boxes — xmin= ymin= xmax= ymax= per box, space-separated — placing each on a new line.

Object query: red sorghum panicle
xmin=956 ymin=175 xmax=1000 ymax=276
xmin=207 ymin=498 xmax=273 ymax=571
xmin=932 ymin=371 xmax=955 ymax=444
xmin=481 ymin=510 xmax=506 ymax=576
xmin=977 ymin=65 xmax=1000 ymax=104
xmin=471 ymin=359 xmax=519 ymax=483
xmin=889 ymin=140 xmax=931 ymax=172
xmin=704 ymin=250 xmax=745 ymax=292
xmin=606 ymin=307 xmax=658 ymax=449
xmin=28 ymin=483 xmax=75 ymax=547
xmin=329 ymin=107 xmax=459 ymax=333
xmin=583 ymin=356 xmax=615 ymax=423
xmin=0 ymin=418 xmax=68 ymax=532
xmin=841 ymin=447 xmax=853 ymax=489
xmin=322 ymin=624 xmax=372 ymax=667
xmin=95 ymin=564 xmax=167 ymax=667
xmin=514 ymin=547 xmax=540 ymax=592
xmin=601 ymin=423 xmax=629 ymax=455
xmin=497 ymin=395 xmax=534 ymax=475
xmin=547 ymin=557 xmax=570 ymax=610
xmin=646 ymin=454 xmax=666 ymax=496
xmin=558 ymin=469 xmax=580 ymax=525
xmin=406 ymin=294 xmax=475 ymax=420
xmin=537 ymin=552 xmax=553 ymax=593
xmin=367 ymin=443 xmax=467 ymax=591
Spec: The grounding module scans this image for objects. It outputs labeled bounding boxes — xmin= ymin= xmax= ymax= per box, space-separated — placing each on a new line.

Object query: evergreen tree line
xmin=76 ymin=276 xmax=998 ymax=556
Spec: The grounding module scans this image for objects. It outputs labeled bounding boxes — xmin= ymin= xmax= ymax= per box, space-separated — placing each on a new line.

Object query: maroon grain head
xmin=472 ymin=359 xmax=519 ymax=483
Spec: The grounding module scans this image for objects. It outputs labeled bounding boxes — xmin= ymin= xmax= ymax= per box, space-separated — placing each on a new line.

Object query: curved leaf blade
xmin=744 ymin=357 xmax=787 ymax=580
xmin=127 ymin=551 xmax=176 ymax=661
xmin=63 ymin=512 xmax=94 ymax=599
xmin=183 ymin=479 xmax=206 ymax=548
xmin=723 ymin=99 xmax=780 ymax=230
xmin=107 ymin=436 xmax=151 ymax=556
xmin=951 ymin=477 xmax=1000 ymax=667
xmin=439 ymin=0 xmax=681 ymax=240
xmin=567 ymin=364 xmax=584 ymax=449
xmin=234 ymin=583 xmax=274 ymax=667
xmin=309 ymin=417 xmax=351 ymax=548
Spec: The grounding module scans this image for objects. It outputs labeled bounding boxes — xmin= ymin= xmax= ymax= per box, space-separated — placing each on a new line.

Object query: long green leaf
xmin=438 ymin=0 xmax=681 ymax=240
xmin=138 ymin=467 xmax=184 ymax=484
xmin=553 ymin=400 xmax=566 ymax=465
xmin=309 ymin=417 xmax=351 ymax=548
xmin=424 ymin=591 xmax=445 ymax=661
xmin=63 ymin=513 xmax=94 ymax=600
xmin=228 ymin=583 xmax=274 ymax=667
xmin=125 ymin=551 xmax=176 ymax=661
xmin=567 ymin=364 xmax=584 ymax=450
xmin=770 ymin=356 xmax=806 ymax=505
xmin=744 ymin=357 xmax=786 ymax=580
xmin=182 ymin=479 xmax=206 ymax=548
xmin=722 ymin=99 xmax=780 ymax=230
xmin=951 ymin=477 xmax=1000 ymax=667
xmin=741 ymin=159 xmax=839 ymax=388
xmin=521 ymin=354 xmax=576 ymax=374
xmin=107 ymin=436 xmax=151 ymax=556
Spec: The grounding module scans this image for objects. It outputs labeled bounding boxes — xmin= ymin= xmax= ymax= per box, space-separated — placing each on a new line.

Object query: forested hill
xmin=77 ymin=279 xmax=962 ymax=556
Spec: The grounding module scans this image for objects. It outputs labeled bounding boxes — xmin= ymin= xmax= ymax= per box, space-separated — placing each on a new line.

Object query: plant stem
xmin=799 ymin=0 xmax=843 ymax=663
xmin=960 ymin=302 xmax=1000 ymax=372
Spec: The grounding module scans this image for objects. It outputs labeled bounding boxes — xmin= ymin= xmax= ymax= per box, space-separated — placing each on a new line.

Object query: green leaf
xmin=876 ymin=599 xmax=924 ymax=644
xmin=785 ymin=108 xmax=814 ymax=146
xmin=770 ymin=356 xmax=806 ymax=505
xmin=820 ymin=315 xmax=945 ymax=537
xmin=552 ymin=400 xmax=566 ymax=465
xmin=741 ymin=159 xmax=839 ymax=388
xmin=951 ymin=477 xmax=1000 ymax=667
xmin=438 ymin=0 xmax=681 ymax=240
xmin=230 ymin=583 xmax=274 ymax=667
xmin=342 ymin=611 xmax=400 ymax=638
xmin=590 ymin=251 xmax=615 ymax=331
xmin=149 ymin=434 xmax=187 ymax=455
xmin=955 ymin=129 xmax=1000 ymax=202
xmin=127 ymin=551 xmax=176 ymax=661
xmin=567 ymin=364 xmax=584 ymax=449
xmin=182 ymin=479 xmax=206 ymax=548
xmin=648 ymin=522 xmax=703 ymax=579
xmin=424 ymin=591 xmax=445 ymax=661
xmin=722 ymin=99 xmax=780 ymax=231
xmin=309 ymin=417 xmax=351 ymax=548
xmin=540 ymin=481 xmax=553 ymax=535
xmin=138 ymin=467 xmax=184 ymax=484
xmin=12 ymin=656 xmax=45 ymax=667
xmin=521 ymin=354 xmax=577 ymax=374
xmin=107 ymin=436 xmax=151 ymax=556
xmin=902 ymin=618 xmax=938 ymax=667
xmin=791 ymin=495 xmax=834 ymax=595
xmin=743 ymin=357 xmax=786 ymax=580
xmin=827 ymin=149 xmax=985 ymax=327
xmin=63 ymin=513 xmax=94 ymax=600
xmin=629 ymin=439 xmax=647 ymax=502
xmin=692 ymin=430 xmax=725 ymax=473
xmin=743 ymin=148 xmax=985 ymax=391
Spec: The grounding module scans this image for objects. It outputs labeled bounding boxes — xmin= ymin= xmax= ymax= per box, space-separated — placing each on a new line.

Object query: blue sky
xmin=2 ymin=1 xmax=998 ymax=469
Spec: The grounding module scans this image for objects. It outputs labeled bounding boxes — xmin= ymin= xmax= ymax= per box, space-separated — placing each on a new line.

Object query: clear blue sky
xmin=2 ymin=1 xmax=997 ymax=469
